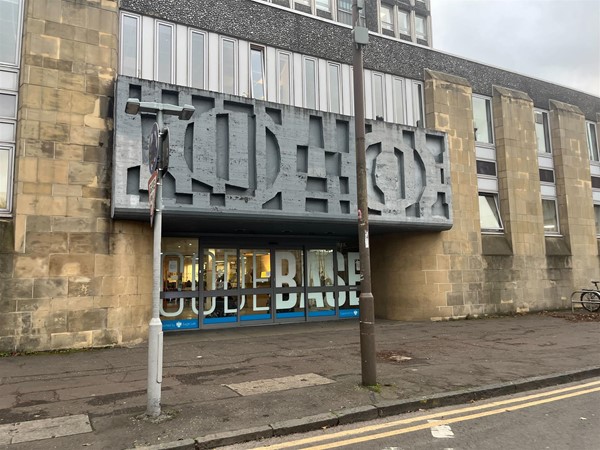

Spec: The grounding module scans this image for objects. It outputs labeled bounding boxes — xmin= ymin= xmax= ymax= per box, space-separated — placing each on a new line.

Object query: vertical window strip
xmin=392 ymin=77 xmax=404 ymax=124
xmin=189 ymin=31 xmax=205 ymax=89
xmin=380 ymin=4 xmax=394 ymax=32
xmin=221 ymin=38 xmax=237 ymax=95
xmin=328 ymin=62 xmax=341 ymax=114
xmin=277 ymin=51 xmax=292 ymax=105
xmin=415 ymin=15 xmax=427 ymax=40
xmin=542 ymin=198 xmax=559 ymax=234
xmin=587 ymin=122 xmax=599 ymax=162
xmin=304 ymin=57 xmax=317 ymax=109
xmin=156 ymin=22 xmax=174 ymax=83
xmin=473 ymin=96 xmax=493 ymax=144
xmin=398 ymin=9 xmax=410 ymax=35
xmin=0 ymin=144 xmax=12 ymax=213
xmin=250 ymin=46 xmax=266 ymax=100
xmin=534 ymin=110 xmax=551 ymax=154
xmin=478 ymin=193 xmax=503 ymax=231
xmin=121 ymin=14 xmax=140 ymax=77
xmin=372 ymin=73 xmax=385 ymax=120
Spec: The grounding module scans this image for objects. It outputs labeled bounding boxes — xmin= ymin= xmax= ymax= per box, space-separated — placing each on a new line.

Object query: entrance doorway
xmin=159 ymin=238 xmax=360 ymax=330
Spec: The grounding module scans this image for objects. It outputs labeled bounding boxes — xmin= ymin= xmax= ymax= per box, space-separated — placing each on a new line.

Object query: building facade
xmin=0 ymin=0 xmax=599 ymax=351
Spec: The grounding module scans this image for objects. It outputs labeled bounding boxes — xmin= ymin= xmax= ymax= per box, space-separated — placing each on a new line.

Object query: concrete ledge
xmin=270 ymin=412 xmax=339 ymax=436
xmin=195 ymin=426 xmax=273 ymax=450
xmin=333 ymin=405 xmax=379 ymax=425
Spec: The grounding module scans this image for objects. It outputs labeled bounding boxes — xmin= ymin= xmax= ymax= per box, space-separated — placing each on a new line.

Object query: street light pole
xmin=352 ymin=0 xmax=377 ymax=386
xmin=125 ymin=99 xmax=195 ymax=417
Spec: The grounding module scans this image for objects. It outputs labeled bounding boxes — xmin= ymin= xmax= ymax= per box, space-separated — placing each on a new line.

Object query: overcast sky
xmin=429 ymin=0 xmax=600 ymax=97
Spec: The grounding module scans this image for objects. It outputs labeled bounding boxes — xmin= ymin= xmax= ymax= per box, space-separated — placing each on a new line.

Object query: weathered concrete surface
xmin=0 ymin=313 xmax=598 ymax=449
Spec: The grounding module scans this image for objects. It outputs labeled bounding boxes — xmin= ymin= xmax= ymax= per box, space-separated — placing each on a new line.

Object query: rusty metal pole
xmin=352 ymin=0 xmax=377 ymax=386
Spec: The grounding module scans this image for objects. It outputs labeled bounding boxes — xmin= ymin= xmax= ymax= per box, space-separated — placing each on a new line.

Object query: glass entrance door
xmin=239 ymin=249 xmax=272 ymax=322
xmin=274 ymin=249 xmax=305 ymax=320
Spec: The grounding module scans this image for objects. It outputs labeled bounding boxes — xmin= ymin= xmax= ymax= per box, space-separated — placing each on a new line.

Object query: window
xmin=221 ymin=38 xmax=237 ymax=95
xmin=479 ymin=193 xmax=502 ymax=231
xmin=473 ymin=96 xmax=493 ymax=144
xmin=380 ymin=4 xmax=394 ymax=32
xmin=542 ymin=198 xmax=559 ymax=234
xmin=415 ymin=15 xmax=428 ymax=40
xmin=316 ymin=0 xmax=330 ymax=12
xmin=392 ymin=77 xmax=404 ymax=123
xmin=277 ymin=51 xmax=292 ymax=105
xmin=304 ymin=57 xmax=317 ymax=109
xmin=337 ymin=0 xmax=353 ymax=25
xmin=120 ymin=14 xmax=139 ymax=77
xmin=587 ymin=121 xmax=599 ymax=162
xmin=372 ymin=73 xmax=385 ymax=120
xmin=0 ymin=145 xmax=12 ymax=212
xmin=398 ymin=9 xmax=410 ymax=35
xmin=189 ymin=31 xmax=206 ymax=89
xmin=0 ymin=0 xmax=21 ymax=66
xmin=476 ymin=160 xmax=497 ymax=177
xmin=595 ymin=205 xmax=600 ymax=236
xmin=156 ymin=22 xmax=174 ymax=83
xmin=250 ymin=46 xmax=266 ymax=100
xmin=328 ymin=63 xmax=341 ymax=114
xmin=535 ymin=110 xmax=551 ymax=154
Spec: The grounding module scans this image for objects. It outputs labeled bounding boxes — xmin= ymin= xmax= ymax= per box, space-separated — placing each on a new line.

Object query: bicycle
xmin=579 ymin=281 xmax=600 ymax=312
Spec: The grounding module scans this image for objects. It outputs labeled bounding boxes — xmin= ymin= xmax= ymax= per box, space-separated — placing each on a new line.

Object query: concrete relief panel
xmin=113 ymin=77 xmax=452 ymax=231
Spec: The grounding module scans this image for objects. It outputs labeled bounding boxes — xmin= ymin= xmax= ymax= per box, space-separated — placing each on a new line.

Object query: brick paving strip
xmin=0 ymin=414 xmax=92 ymax=445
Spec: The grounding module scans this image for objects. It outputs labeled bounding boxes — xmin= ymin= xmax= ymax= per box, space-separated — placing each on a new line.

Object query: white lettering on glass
xmin=276 ymin=251 xmax=297 ymax=309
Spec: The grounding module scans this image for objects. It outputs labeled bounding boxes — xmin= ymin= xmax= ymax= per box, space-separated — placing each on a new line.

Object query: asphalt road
xmin=226 ymin=378 xmax=600 ymax=450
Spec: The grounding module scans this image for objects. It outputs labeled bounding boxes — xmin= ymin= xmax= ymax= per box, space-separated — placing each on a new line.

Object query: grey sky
xmin=429 ymin=0 xmax=600 ymax=97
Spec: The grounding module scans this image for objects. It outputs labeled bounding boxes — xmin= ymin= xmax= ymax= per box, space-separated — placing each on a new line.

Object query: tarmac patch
xmin=224 ymin=373 xmax=335 ymax=396
xmin=0 ymin=414 xmax=92 ymax=444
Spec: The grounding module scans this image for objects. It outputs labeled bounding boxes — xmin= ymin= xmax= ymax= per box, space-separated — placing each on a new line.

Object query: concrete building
xmin=0 ymin=0 xmax=599 ymax=351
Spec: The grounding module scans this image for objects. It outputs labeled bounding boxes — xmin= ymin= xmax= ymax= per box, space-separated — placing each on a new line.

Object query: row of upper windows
xmin=260 ymin=0 xmax=430 ymax=46
xmin=119 ymin=12 xmax=425 ymax=126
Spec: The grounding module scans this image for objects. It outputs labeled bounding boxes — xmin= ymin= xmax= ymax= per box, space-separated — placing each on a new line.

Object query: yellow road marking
xmin=253 ymin=379 xmax=600 ymax=449
xmin=302 ymin=386 xmax=600 ymax=450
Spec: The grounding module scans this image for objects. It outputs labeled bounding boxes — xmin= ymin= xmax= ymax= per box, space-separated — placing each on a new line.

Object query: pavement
xmin=0 ymin=311 xmax=599 ymax=450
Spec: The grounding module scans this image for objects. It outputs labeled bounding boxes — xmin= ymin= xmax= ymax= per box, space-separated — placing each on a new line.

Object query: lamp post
xmin=352 ymin=0 xmax=377 ymax=386
xmin=125 ymin=98 xmax=195 ymax=417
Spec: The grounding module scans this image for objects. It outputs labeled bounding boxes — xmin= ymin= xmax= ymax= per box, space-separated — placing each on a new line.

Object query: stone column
xmin=1 ymin=0 xmax=152 ymax=352
xmin=549 ymin=100 xmax=598 ymax=287
xmin=371 ymin=69 xmax=484 ymax=320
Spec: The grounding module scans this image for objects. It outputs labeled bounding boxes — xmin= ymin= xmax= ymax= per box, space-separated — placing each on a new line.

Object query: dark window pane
xmin=539 ymin=169 xmax=555 ymax=183
xmin=476 ymin=160 xmax=496 ymax=176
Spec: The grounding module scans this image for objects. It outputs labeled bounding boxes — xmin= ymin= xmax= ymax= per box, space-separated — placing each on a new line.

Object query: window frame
xmin=303 ymin=56 xmax=318 ymax=110
xmin=472 ymin=94 xmax=494 ymax=146
xmin=276 ymin=50 xmax=293 ymax=105
xmin=397 ymin=9 xmax=411 ymax=35
xmin=188 ymin=29 xmax=207 ymax=90
xmin=478 ymin=192 xmax=503 ymax=232
xmin=0 ymin=0 xmax=23 ymax=67
xmin=587 ymin=121 xmax=599 ymax=163
xmin=220 ymin=37 xmax=238 ymax=95
xmin=594 ymin=204 xmax=600 ymax=237
xmin=379 ymin=3 xmax=394 ymax=33
xmin=327 ymin=61 xmax=342 ymax=114
xmin=0 ymin=143 xmax=14 ymax=216
xmin=155 ymin=21 xmax=175 ymax=84
xmin=534 ymin=109 xmax=552 ymax=155
xmin=372 ymin=72 xmax=385 ymax=120
xmin=249 ymin=44 xmax=267 ymax=101
xmin=541 ymin=197 xmax=560 ymax=235
xmin=120 ymin=12 xmax=141 ymax=78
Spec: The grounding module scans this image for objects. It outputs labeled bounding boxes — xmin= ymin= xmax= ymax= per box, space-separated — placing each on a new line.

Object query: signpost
xmin=124 ymin=98 xmax=195 ymax=418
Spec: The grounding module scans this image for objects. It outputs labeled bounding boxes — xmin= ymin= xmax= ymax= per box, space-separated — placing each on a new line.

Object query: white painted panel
xmin=405 ymin=80 xmax=415 ymax=125
xmin=266 ymin=46 xmax=276 ymax=102
xmin=176 ymin=25 xmax=187 ymax=86
xmin=141 ymin=16 xmax=154 ymax=80
xmin=593 ymin=191 xmax=600 ymax=202
xmin=318 ymin=59 xmax=327 ymax=112
xmin=591 ymin=163 xmax=600 ymax=176
xmin=537 ymin=155 xmax=554 ymax=169
xmin=293 ymin=53 xmax=303 ymax=107
xmin=384 ymin=74 xmax=394 ymax=122
xmin=540 ymin=184 xmax=556 ymax=197
xmin=478 ymin=177 xmax=498 ymax=192
xmin=364 ymin=69 xmax=372 ymax=119
xmin=476 ymin=146 xmax=496 ymax=160
xmin=341 ymin=64 xmax=351 ymax=116
xmin=238 ymin=40 xmax=249 ymax=97
xmin=207 ymin=33 xmax=219 ymax=92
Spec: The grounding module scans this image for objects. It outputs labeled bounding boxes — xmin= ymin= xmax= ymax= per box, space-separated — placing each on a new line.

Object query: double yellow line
xmin=253 ymin=379 xmax=600 ymax=449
